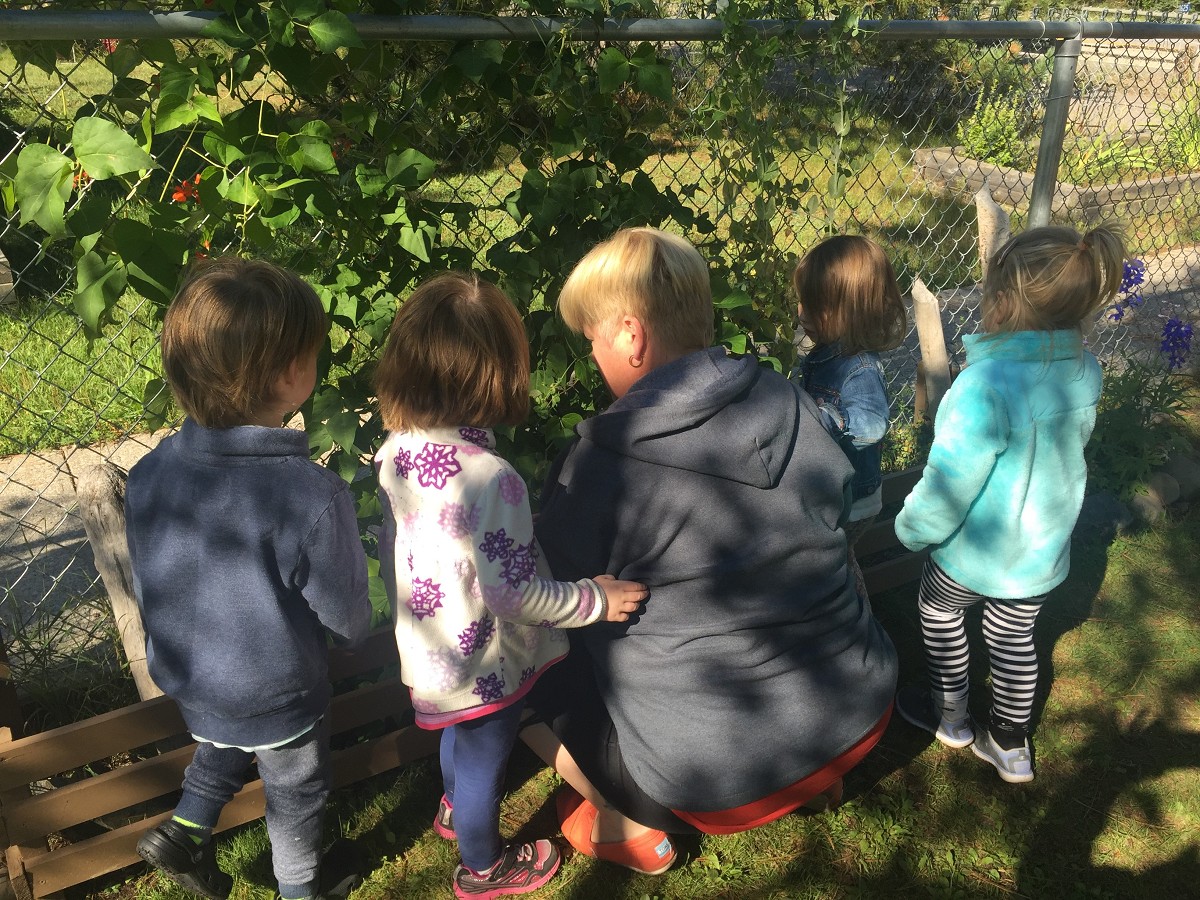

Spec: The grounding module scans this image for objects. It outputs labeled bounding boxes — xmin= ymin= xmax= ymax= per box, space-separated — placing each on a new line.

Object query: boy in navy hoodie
xmin=126 ymin=258 xmax=371 ymax=899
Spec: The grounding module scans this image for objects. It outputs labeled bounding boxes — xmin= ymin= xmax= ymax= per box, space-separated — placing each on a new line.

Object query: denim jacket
xmin=798 ymin=342 xmax=891 ymax=501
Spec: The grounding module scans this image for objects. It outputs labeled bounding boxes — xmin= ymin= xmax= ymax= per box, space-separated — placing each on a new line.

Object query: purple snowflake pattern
xmin=406 ymin=550 xmax=414 ymax=572
xmin=519 ymin=666 xmax=536 ymax=686
xmin=408 ymin=577 xmax=444 ymax=620
xmin=459 ymin=427 xmax=490 ymax=448
xmin=412 ymin=697 xmax=441 ymax=714
xmin=465 ymin=504 xmax=482 ymax=533
xmin=393 ymin=448 xmax=414 ymax=479
xmin=501 ymin=541 xmax=538 ymax=588
xmin=414 ymin=443 xmax=462 ymax=489
xmin=425 ymin=646 xmax=468 ymax=692
xmin=438 ymin=502 xmax=471 ymax=538
xmin=472 ymin=672 xmax=505 ymax=703
xmin=576 ymin=583 xmax=596 ymax=620
xmin=479 ymin=528 xmax=515 ymax=562
xmin=458 ymin=616 xmax=496 ymax=656
xmin=454 ymin=558 xmax=472 ymax=578
xmin=539 ymin=619 xmax=559 ymax=629
xmin=483 ymin=582 xmax=525 ymax=617
xmin=498 ymin=471 xmax=526 ymax=506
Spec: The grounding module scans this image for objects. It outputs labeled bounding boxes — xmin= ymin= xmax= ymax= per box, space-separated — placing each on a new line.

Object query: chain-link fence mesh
xmin=2 ymin=3 xmax=1198 ymax=728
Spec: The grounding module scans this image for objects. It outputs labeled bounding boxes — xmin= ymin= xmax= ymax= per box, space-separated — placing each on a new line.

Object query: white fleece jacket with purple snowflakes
xmin=375 ymin=425 xmax=605 ymax=728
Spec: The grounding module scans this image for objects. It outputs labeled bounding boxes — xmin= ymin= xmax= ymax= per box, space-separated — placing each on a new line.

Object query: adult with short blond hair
xmin=527 ymin=227 xmax=898 ymax=865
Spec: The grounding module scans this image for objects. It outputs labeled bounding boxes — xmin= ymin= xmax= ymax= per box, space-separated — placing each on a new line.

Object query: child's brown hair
xmin=792 ymin=235 xmax=907 ymax=354
xmin=982 ymin=223 xmax=1126 ymax=333
xmin=161 ymin=257 xmax=328 ymax=429
xmin=374 ymin=272 xmax=530 ymax=432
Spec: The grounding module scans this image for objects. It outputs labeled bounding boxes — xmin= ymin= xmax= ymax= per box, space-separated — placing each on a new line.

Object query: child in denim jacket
xmin=793 ymin=236 xmax=908 ymax=585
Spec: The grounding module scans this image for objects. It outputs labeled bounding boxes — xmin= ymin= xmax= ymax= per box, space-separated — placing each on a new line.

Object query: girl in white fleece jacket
xmin=373 ymin=272 xmax=646 ymax=899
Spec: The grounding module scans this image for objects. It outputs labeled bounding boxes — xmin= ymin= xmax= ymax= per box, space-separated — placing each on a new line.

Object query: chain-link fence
xmin=2 ymin=3 xmax=1198 ymax=729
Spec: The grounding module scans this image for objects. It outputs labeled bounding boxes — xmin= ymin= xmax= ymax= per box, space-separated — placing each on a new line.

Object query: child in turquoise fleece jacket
xmin=894 ymin=223 xmax=1128 ymax=784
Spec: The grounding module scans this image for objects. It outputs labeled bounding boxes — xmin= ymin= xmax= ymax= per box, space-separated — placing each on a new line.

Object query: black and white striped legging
xmin=917 ymin=559 xmax=1045 ymax=731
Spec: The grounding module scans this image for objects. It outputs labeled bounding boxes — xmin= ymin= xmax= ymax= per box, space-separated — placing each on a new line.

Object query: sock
xmin=989 ymin=717 xmax=1029 ymax=751
xmin=931 ymin=689 xmax=969 ymax=721
xmin=279 ymin=879 xmax=319 ymax=900
xmin=170 ymin=815 xmax=211 ymax=846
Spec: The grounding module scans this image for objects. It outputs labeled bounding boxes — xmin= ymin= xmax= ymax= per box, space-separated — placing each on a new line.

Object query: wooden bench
xmin=0 ymin=467 xmax=926 ymax=900
xmin=0 ymin=627 xmax=439 ymax=900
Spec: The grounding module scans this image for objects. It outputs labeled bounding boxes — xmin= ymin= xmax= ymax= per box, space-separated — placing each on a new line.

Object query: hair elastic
xmin=1078 ymin=239 xmax=1091 ymax=251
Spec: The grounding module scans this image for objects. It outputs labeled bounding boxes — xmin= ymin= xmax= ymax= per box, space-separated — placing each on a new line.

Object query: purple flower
xmin=500 ymin=541 xmax=538 ymax=587
xmin=457 ymin=616 xmax=496 ymax=656
xmin=409 ymin=577 xmax=444 ymax=620
xmin=482 ymin=582 xmax=526 ymax=616
xmin=472 ymin=672 xmax=505 ymax=703
xmin=1108 ymin=258 xmax=1146 ymax=322
xmin=394 ymin=448 xmax=413 ymax=478
xmin=479 ymin=528 xmax=515 ymax=562
xmin=414 ymin=443 xmax=462 ymax=489
xmin=459 ymin=426 xmax=490 ymax=447
xmin=498 ymin=471 xmax=526 ymax=506
xmin=1161 ymin=316 xmax=1194 ymax=370
xmin=438 ymin=502 xmax=471 ymax=538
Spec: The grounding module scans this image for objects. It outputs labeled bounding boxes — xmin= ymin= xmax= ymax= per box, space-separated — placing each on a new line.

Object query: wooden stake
xmin=74 ymin=465 xmax=162 ymax=701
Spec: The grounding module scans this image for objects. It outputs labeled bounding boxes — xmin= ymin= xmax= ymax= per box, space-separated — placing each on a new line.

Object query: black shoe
xmin=137 ymin=820 xmax=233 ymax=900
xmin=315 ymin=838 xmax=366 ymax=899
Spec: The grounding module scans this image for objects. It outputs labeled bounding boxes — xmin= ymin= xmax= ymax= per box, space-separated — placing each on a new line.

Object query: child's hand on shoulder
xmin=593 ymin=573 xmax=649 ymax=623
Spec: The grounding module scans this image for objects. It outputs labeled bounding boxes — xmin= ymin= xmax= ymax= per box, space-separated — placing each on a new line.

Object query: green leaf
xmin=110 ymin=219 xmax=184 ymax=305
xmin=397 ymin=226 xmax=430 ymax=263
xmin=202 ymin=15 xmax=258 ymax=50
xmin=14 ymin=144 xmax=72 ymax=236
xmin=386 ymin=149 xmax=435 ymax=189
xmin=635 ymin=62 xmax=673 ymax=102
xmin=74 ymin=251 xmax=128 ymax=337
xmin=597 ymin=48 xmax=630 ymax=94
xmin=714 ymin=290 xmax=754 ymax=310
xmin=285 ymin=0 xmax=324 ymax=22
xmin=142 ymin=378 xmax=173 ymax=430
xmin=308 ymin=11 xmax=364 ymax=52
xmin=324 ymin=410 xmax=360 ymax=451
xmin=73 ymin=118 xmax=155 ymax=178
xmin=277 ymin=132 xmax=337 ymax=175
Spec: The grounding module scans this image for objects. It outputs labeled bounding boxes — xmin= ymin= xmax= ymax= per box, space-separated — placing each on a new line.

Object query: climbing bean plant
xmin=3 ymin=1 xmax=864 ymax=512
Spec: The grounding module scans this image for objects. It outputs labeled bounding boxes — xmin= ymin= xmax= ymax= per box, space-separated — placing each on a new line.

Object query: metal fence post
xmin=1027 ymin=34 xmax=1083 ymax=228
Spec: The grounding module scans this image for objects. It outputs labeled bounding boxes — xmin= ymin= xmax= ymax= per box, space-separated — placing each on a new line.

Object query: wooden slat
xmin=0 ymin=698 xmax=184 ymax=793
xmin=22 ymin=725 xmax=441 ymax=898
xmin=855 ymin=516 xmax=902 ymax=558
xmin=863 ymin=548 xmax=930 ymax=596
xmin=5 ymin=676 xmax=411 ymax=844
xmin=0 ymin=628 xmax=399 ymax=791
xmin=879 ymin=466 xmax=923 ymax=505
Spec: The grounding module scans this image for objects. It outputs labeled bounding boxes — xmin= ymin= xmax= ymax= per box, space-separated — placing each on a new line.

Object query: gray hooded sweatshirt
xmin=535 ymin=347 xmax=897 ymax=811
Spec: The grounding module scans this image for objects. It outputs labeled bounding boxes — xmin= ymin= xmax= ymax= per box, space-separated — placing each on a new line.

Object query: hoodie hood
xmin=577 ymin=347 xmax=799 ymax=488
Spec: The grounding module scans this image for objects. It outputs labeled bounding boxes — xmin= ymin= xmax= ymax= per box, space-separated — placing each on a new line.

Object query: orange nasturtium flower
xmin=171 ymin=174 xmax=202 ymax=203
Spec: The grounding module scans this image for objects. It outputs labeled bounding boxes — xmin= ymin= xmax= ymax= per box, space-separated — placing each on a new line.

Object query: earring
xmin=628 ymin=355 xmax=643 ymax=368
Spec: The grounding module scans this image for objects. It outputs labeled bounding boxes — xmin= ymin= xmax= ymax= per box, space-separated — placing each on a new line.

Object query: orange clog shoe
xmin=556 ymin=787 xmax=676 ymax=875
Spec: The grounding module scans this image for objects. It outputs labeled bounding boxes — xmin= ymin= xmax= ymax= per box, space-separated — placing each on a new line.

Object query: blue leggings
xmin=440 ymin=700 xmax=526 ymax=873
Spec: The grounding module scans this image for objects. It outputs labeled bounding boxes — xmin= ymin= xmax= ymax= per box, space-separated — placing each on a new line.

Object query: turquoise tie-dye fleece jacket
xmin=895 ymin=329 xmax=1102 ymax=599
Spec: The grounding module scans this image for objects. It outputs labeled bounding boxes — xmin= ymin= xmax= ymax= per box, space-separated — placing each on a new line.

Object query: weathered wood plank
xmin=4 ymin=676 xmax=409 ymax=843
xmin=22 ymin=725 xmax=441 ymax=898
xmin=0 ymin=626 xmax=398 ymax=791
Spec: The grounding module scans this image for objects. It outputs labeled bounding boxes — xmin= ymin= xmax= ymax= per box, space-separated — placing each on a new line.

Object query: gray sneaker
xmin=895 ymin=684 xmax=975 ymax=749
xmin=971 ymin=727 xmax=1035 ymax=783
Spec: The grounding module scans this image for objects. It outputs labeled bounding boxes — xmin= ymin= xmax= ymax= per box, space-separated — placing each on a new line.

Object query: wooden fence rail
xmin=0 ymin=467 xmax=926 ymax=900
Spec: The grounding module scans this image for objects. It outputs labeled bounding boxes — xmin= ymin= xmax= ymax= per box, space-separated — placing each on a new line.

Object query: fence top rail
xmin=2 ymin=12 xmax=1200 ymax=43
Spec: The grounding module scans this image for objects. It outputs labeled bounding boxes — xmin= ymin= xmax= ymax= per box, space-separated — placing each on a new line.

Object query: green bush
xmin=956 ymin=84 xmax=1035 ymax=170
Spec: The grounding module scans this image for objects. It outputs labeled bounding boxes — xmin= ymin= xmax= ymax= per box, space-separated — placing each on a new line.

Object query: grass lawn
xmin=95 ymin=409 xmax=1200 ymax=900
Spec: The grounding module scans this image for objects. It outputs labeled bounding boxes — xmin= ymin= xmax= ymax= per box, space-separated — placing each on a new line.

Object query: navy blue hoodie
xmin=125 ymin=420 xmax=371 ymax=746
xmin=536 ymin=347 xmax=897 ymax=811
